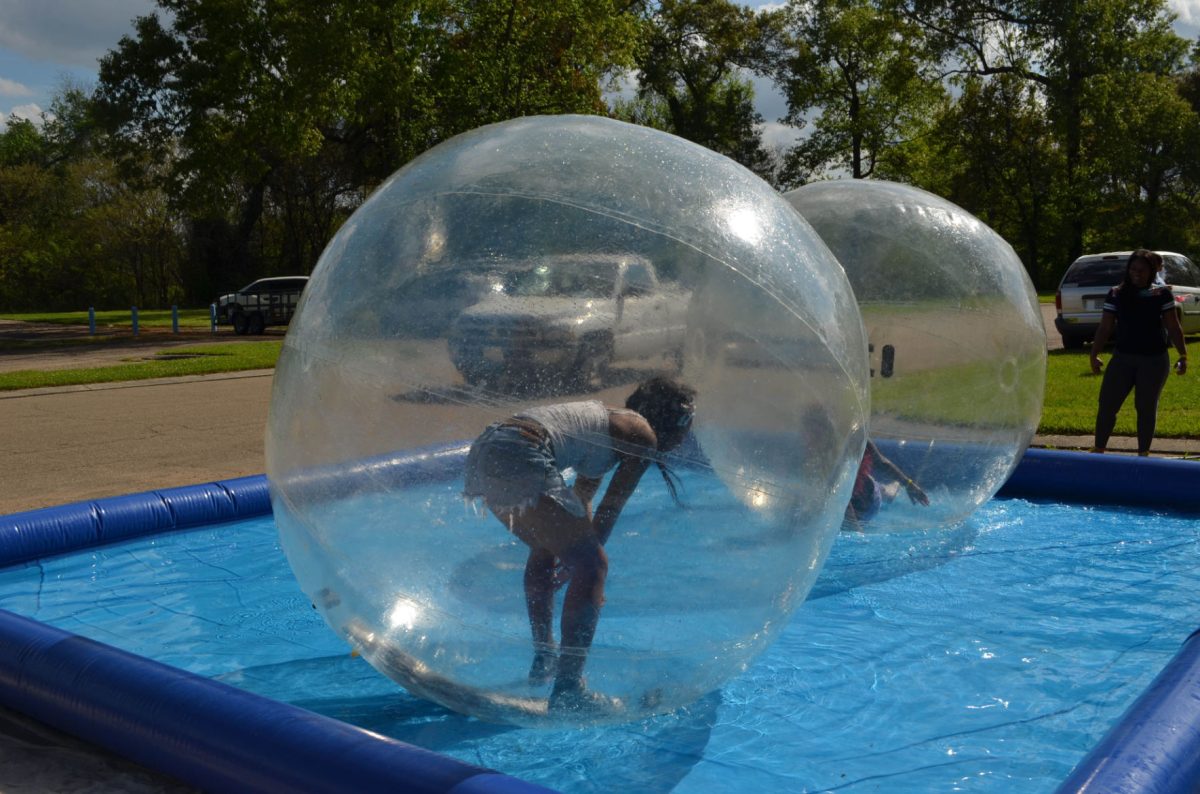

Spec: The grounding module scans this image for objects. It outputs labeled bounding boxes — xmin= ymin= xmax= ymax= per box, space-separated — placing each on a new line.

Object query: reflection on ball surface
xmin=785 ymin=180 xmax=1046 ymax=531
xmin=267 ymin=115 xmax=870 ymax=725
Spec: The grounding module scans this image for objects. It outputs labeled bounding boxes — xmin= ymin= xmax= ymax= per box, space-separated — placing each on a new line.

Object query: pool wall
xmin=0 ymin=610 xmax=545 ymax=794
xmin=0 ymin=475 xmax=271 ymax=568
xmin=997 ymin=447 xmax=1200 ymax=514
xmin=1 ymin=447 xmax=1197 ymax=793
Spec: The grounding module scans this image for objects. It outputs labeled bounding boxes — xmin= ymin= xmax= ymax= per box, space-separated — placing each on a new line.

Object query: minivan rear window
xmin=1163 ymin=257 xmax=1199 ymax=287
xmin=1063 ymin=259 xmax=1125 ymax=287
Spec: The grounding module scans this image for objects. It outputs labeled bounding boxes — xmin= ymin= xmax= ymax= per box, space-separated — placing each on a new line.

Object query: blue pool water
xmin=1 ymin=495 xmax=1197 ymax=792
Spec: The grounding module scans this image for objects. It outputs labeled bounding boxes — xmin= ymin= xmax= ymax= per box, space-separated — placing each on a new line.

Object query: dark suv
xmin=216 ymin=276 xmax=309 ymax=335
xmin=1054 ymin=251 xmax=1200 ymax=348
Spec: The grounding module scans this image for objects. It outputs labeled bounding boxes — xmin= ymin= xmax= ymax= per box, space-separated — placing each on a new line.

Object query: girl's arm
xmin=592 ymin=456 xmax=652 ymax=546
xmin=868 ymin=441 xmax=929 ymax=506
xmin=591 ymin=411 xmax=657 ymax=546
xmin=573 ymin=476 xmax=603 ymax=520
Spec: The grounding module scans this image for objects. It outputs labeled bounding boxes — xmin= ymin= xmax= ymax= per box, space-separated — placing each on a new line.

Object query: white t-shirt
xmin=516 ymin=400 xmax=624 ymax=478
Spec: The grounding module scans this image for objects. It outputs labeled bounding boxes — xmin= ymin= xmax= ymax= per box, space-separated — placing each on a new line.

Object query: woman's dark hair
xmin=626 ymin=376 xmax=697 ymax=507
xmin=1122 ymin=249 xmax=1162 ymax=293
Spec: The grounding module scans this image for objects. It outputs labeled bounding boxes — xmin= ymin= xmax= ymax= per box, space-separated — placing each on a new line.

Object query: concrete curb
xmin=1033 ymin=434 xmax=1199 ymax=459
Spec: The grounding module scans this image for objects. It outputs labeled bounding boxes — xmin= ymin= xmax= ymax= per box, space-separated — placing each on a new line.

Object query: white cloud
xmin=0 ymin=101 xmax=44 ymax=129
xmin=1170 ymin=0 xmax=1200 ymax=24
xmin=761 ymin=120 xmax=801 ymax=150
xmin=0 ymin=77 xmax=33 ymax=97
xmin=0 ymin=0 xmax=157 ymax=66
xmin=8 ymin=102 xmax=43 ymax=121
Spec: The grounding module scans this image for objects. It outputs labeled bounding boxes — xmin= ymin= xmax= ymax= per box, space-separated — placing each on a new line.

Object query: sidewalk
xmin=1034 ymin=434 xmax=1199 ymax=459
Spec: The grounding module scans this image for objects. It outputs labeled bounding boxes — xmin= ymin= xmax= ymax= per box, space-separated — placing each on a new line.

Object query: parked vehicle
xmin=385 ymin=269 xmax=498 ymax=338
xmin=1054 ymin=251 xmax=1200 ymax=349
xmin=448 ymin=254 xmax=687 ymax=391
xmin=216 ymin=276 xmax=309 ymax=335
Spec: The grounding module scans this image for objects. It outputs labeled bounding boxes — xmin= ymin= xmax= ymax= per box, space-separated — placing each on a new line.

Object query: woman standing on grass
xmin=1090 ymin=249 xmax=1188 ymax=456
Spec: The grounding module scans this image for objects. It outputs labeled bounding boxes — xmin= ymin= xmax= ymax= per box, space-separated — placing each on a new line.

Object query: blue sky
xmin=2 ymin=0 xmax=1199 ymax=147
xmin=0 ymin=0 xmax=155 ymax=126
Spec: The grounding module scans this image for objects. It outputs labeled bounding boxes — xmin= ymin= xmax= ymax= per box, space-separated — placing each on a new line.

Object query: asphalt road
xmin=0 ymin=305 xmax=1068 ymax=516
xmin=0 ymin=370 xmax=275 ymax=514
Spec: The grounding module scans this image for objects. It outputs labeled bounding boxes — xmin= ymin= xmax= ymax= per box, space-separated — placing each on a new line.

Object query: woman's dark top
xmin=1102 ymin=284 xmax=1175 ymax=355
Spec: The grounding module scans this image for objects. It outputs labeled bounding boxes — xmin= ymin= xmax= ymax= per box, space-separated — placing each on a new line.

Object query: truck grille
xmin=453 ymin=317 xmax=545 ymax=345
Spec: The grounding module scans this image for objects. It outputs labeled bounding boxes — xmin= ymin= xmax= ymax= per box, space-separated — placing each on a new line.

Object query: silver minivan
xmin=1054 ymin=250 xmax=1200 ymax=348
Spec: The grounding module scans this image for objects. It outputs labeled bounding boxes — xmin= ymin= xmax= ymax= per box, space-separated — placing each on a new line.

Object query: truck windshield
xmin=506 ymin=262 xmax=617 ymax=298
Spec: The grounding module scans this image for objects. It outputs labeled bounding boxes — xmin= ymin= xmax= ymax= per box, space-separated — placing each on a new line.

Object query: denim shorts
xmin=849 ymin=475 xmax=882 ymax=521
xmin=463 ymin=423 xmax=586 ymax=518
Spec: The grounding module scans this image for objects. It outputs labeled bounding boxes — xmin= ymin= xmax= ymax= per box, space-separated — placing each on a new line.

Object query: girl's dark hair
xmin=626 ymin=376 xmax=697 ymax=507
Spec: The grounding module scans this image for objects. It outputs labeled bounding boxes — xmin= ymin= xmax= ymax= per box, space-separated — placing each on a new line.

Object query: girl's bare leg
xmin=551 ymin=539 xmax=608 ymax=702
xmin=501 ymin=498 xmax=610 ymax=706
xmin=524 ymin=547 xmax=557 ymax=684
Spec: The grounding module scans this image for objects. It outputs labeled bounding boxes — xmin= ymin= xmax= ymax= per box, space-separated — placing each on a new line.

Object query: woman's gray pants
xmin=1094 ymin=350 xmax=1170 ymax=453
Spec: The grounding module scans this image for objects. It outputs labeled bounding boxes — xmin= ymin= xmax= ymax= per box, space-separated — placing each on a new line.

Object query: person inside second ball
xmin=844 ymin=440 xmax=929 ymax=528
xmin=463 ymin=376 xmax=696 ymax=715
xmin=1090 ymin=249 xmax=1188 ymax=456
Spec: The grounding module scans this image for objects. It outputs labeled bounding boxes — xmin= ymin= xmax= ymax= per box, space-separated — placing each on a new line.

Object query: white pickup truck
xmin=216 ymin=276 xmax=309 ymax=335
xmin=448 ymin=254 xmax=688 ymax=391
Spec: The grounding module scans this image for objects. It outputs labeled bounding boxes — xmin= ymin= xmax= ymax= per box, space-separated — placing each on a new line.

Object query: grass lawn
xmin=0 ymin=342 xmax=281 ymax=391
xmin=0 ymin=308 xmax=214 ymax=329
xmin=0 ymin=330 xmax=1194 ymax=440
xmin=1039 ymin=347 xmax=1199 ymax=439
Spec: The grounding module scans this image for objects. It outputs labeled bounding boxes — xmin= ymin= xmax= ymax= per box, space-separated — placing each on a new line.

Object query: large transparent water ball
xmin=784 ymin=180 xmax=1045 ymax=531
xmin=267 ymin=115 xmax=870 ymax=726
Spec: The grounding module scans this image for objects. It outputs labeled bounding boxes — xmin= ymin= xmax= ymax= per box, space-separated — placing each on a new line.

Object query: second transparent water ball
xmin=785 ymin=180 xmax=1045 ymax=531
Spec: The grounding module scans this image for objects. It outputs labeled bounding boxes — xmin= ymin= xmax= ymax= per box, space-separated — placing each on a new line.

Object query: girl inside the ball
xmin=463 ymin=376 xmax=696 ymax=715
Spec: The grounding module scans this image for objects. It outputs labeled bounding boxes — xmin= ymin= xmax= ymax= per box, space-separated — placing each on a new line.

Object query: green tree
xmin=39 ymin=81 xmax=104 ymax=167
xmin=0 ymin=86 xmax=187 ymax=311
xmin=433 ymin=0 xmax=644 ymax=136
xmin=94 ymin=0 xmax=644 ymax=293
xmin=768 ymin=0 xmax=945 ymax=185
xmin=907 ymin=75 xmax=1066 ymax=288
xmin=0 ymin=155 xmax=121 ymax=311
xmin=631 ymin=0 xmax=775 ymax=178
xmin=1083 ymin=70 xmax=1200 ymax=254
xmin=82 ymin=157 xmax=186 ymax=308
xmin=0 ymin=118 xmax=48 ymax=167
xmin=896 ymin=0 xmax=1189 ymax=261
xmin=0 ymin=147 xmax=66 ymax=309
xmin=95 ymin=3 xmax=381 ymax=286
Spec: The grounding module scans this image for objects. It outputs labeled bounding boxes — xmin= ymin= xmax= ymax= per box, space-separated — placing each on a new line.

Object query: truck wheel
xmin=669 ymin=345 xmax=686 ymax=374
xmin=460 ymin=367 xmax=486 ymax=388
xmin=1060 ymin=333 xmax=1084 ymax=350
xmin=573 ymin=337 xmax=612 ymax=391
xmin=247 ymin=313 xmax=266 ymax=335
xmin=232 ymin=313 xmax=249 ymax=335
